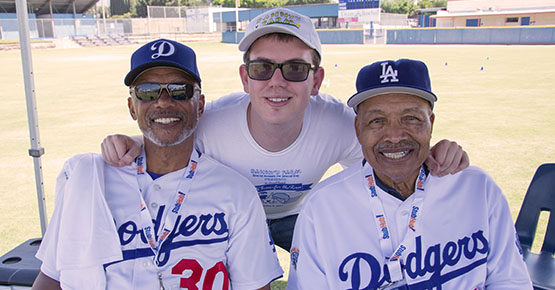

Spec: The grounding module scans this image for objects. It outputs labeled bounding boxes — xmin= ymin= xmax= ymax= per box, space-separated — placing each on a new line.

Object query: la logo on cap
xmin=347 ymin=59 xmax=438 ymax=113
xmin=380 ymin=62 xmax=399 ymax=84
xmin=150 ymin=40 xmax=175 ymax=59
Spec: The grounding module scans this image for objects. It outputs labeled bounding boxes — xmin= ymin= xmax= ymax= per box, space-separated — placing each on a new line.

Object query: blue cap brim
xmin=348 ymin=86 xmax=437 ymax=113
xmin=124 ymin=61 xmax=201 ymax=87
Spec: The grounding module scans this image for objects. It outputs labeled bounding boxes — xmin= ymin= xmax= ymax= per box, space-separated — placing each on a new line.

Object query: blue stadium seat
xmin=0 ymin=238 xmax=41 ymax=287
xmin=515 ymin=163 xmax=555 ymax=290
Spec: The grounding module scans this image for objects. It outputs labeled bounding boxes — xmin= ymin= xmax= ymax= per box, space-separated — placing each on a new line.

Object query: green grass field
xmin=1 ymin=43 xmax=554 ymax=288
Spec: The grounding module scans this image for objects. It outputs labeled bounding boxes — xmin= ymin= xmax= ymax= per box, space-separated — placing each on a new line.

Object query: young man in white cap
xmin=32 ymin=39 xmax=282 ymax=290
xmin=287 ymin=59 xmax=532 ymax=289
xmin=101 ymin=8 xmax=469 ymax=252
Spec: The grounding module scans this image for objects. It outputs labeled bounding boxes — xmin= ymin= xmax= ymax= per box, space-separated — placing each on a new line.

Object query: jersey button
xmin=401 ymin=210 xmax=409 ymax=216
xmin=153 ymin=184 xmax=161 ymax=190
xmin=151 ymin=202 xmax=158 ymax=209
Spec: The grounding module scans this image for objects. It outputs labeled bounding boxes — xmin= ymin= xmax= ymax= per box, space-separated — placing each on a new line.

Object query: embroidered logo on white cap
xmin=255 ymin=10 xmax=302 ymax=29
xmin=238 ymin=8 xmax=322 ymax=59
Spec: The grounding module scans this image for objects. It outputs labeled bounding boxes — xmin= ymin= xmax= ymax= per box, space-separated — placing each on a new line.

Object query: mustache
xmin=146 ymin=110 xmax=186 ymax=121
xmin=375 ymin=140 xmax=418 ymax=151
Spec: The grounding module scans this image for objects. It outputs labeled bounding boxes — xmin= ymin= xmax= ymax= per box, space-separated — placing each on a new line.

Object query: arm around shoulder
xmin=426 ymin=139 xmax=469 ymax=176
xmin=100 ymin=134 xmax=142 ymax=166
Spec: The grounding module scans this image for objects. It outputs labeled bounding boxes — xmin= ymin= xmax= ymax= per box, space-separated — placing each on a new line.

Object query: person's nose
xmin=382 ymin=121 xmax=407 ymax=143
xmin=268 ymin=66 xmax=288 ymax=87
xmin=155 ymin=87 xmax=174 ymax=107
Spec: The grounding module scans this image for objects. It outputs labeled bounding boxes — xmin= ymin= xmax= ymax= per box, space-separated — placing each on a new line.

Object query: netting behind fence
xmin=0 ymin=5 xmax=222 ymax=40
xmin=148 ymin=6 xmax=187 ymax=18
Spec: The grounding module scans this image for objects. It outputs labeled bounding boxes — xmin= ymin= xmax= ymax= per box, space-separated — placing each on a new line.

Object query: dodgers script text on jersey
xmin=37 ymin=153 xmax=283 ymax=289
xmin=288 ymin=164 xmax=532 ymax=289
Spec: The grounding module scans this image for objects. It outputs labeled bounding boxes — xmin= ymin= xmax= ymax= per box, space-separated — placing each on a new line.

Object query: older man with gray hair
xmin=288 ymin=59 xmax=532 ymax=290
xmin=32 ymin=39 xmax=282 ymax=290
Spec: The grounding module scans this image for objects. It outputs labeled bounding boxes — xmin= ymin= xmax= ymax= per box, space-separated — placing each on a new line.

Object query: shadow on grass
xmin=270 ymin=280 xmax=287 ymax=290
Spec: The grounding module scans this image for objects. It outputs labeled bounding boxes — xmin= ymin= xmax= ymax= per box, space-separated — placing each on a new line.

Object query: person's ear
xmin=197 ymin=94 xmax=205 ymax=118
xmin=429 ymin=112 xmax=435 ymax=133
xmin=310 ymin=67 xmax=325 ymax=96
xmin=354 ymin=115 xmax=362 ymax=142
xmin=239 ymin=64 xmax=250 ymax=94
xmin=128 ymin=97 xmax=137 ymax=120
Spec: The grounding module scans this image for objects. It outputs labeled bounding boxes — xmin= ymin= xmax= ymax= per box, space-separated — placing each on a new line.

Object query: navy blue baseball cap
xmin=347 ymin=59 xmax=437 ymax=113
xmin=124 ymin=39 xmax=201 ymax=86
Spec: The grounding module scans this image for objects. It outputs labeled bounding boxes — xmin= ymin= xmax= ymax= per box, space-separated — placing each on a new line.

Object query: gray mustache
xmin=375 ymin=140 xmax=417 ymax=151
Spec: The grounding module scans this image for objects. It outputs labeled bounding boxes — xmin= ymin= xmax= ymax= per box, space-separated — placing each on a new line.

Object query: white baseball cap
xmin=238 ymin=7 xmax=322 ymax=59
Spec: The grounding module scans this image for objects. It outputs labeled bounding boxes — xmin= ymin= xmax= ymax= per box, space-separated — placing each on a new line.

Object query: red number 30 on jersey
xmin=172 ymin=259 xmax=229 ymax=290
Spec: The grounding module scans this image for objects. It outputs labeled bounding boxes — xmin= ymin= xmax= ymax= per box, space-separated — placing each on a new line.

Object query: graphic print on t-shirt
xmin=250 ymin=168 xmax=312 ymax=208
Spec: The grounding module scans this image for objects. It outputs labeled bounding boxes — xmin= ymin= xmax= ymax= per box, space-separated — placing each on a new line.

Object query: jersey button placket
xmin=395 ymin=202 xmax=411 ymax=239
xmin=149 ymin=184 xmax=161 ymax=209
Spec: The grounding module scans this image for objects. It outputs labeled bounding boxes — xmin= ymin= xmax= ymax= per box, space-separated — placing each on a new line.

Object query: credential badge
xmin=150 ymin=40 xmax=175 ymax=59
xmin=379 ymin=62 xmax=399 ymax=84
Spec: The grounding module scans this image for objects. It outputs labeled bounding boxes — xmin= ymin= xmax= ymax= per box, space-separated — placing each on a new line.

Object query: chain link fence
xmin=0 ymin=6 xmax=406 ymax=44
xmin=1 ymin=6 xmax=221 ymax=41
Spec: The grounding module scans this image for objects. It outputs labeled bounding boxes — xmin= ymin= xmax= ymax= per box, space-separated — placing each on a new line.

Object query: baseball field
xmin=1 ymin=42 xmax=554 ymax=287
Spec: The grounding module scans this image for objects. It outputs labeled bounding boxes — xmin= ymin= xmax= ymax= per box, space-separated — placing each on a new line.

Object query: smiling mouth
xmin=382 ymin=150 xmax=411 ymax=160
xmin=153 ymin=117 xmax=180 ymax=124
xmin=267 ymin=97 xmax=289 ymax=103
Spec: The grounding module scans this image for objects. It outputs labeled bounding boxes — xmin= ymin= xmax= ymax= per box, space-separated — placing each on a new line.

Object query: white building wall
xmin=534 ymin=12 xmax=555 ymax=25
xmin=434 ymin=11 xmax=555 ymax=27
xmin=447 ymin=0 xmax=555 ymax=13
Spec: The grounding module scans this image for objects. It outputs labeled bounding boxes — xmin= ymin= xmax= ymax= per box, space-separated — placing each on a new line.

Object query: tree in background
xmin=212 ymin=0 xmax=329 ymax=8
xmin=381 ymin=0 xmax=446 ymax=16
xmin=110 ymin=0 xmax=132 ymax=16
xmin=110 ymin=0 xmax=331 ymax=16
xmin=107 ymin=0 xmax=447 ymax=18
xmin=111 ymin=0 xmax=210 ymax=17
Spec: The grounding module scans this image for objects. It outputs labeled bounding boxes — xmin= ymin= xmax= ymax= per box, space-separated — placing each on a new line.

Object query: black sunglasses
xmin=130 ymin=83 xmax=199 ymax=101
xmin=246 ymin=60 xmax=315 ymax=82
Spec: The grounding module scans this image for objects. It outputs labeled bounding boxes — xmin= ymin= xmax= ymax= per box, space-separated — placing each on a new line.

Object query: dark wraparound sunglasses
xmin=130 ymin=83 xmax=200 ymax=101
xmin=246 ymin=60 xmax=315 ymax=82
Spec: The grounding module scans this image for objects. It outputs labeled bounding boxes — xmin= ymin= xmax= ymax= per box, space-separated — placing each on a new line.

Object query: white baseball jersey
xmin=196 ymin=92 xmax=362 ymax=219
xmin=38 ymin=150 xmax=283 ymax=289
xmin=288 ymin=162 xmax=533 ymax=289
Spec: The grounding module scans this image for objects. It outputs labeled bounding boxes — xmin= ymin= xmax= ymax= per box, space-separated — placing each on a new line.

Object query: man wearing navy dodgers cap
xmin=33 ymin=39 xmax=282 ymax=290
xmin=349 ymin=59 xmax=438 ymax=196
xmin=288 ymin=59 xmax=532 ymax=289
xmin=124 ymin=38 xmax=201 ymax=86
xmin=347 ymin=59 xmax=437 ymax=113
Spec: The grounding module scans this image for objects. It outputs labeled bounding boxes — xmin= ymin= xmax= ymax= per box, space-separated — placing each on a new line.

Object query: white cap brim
xmin=238 ymin=25 xmax=322 ymax=58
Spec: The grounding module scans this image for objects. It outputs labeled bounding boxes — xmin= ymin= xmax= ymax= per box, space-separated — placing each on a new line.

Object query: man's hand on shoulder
xmin=101 ymin=134 xmax=142 ymax=167
xmin=426 ymin=139 xmax=469 ymax=177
